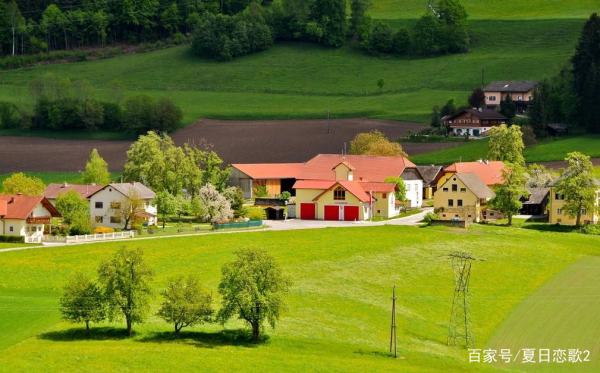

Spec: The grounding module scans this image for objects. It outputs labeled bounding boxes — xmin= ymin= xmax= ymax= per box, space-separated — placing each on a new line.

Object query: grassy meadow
xmin=0 ymin=172 xmax=122 ymax=190
xmin=0 ymin=15 xmax=589 ymax=124
xmin=0 ymin=225 xmax=598 ymax=371
xmin=411 ymin=136 xmax=600 ymax=165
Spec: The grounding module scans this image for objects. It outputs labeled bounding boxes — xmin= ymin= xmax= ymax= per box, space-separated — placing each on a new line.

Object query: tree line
xmin=60 ymin=247 xmax=291 ymax=341
xmin=0 ymin=75 xmax=182 ymax=133
xmin=192 ymin=0 xmax=470 ymax=61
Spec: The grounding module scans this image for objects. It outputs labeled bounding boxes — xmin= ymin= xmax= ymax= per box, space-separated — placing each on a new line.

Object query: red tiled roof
xmin=0 ymin=195 xmax=60 ymax=220
xmin=44 ymin=183 xmax=103 ymax=199
xmin=300 ymin=154 xmax=416 ymax=182
xmin=232 ymin=163 xmax=305 ymax=179
xmin=444 ymin=161 xmax=505 ymax=186
xmin=310 ymin=181 xmax=372 ymax=203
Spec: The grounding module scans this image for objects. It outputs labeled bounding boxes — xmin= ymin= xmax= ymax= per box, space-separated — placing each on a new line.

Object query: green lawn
xmin=411 ymin=136 xmax=600 ymax=165
xmin=0 ymin=242 xmax=38 ymax=249
xmin=0 ymin=17 xmax=587 ymax=128
xmin=0 ymin=225 xmax=598 ymax=371
xmin=487 ymin=256 xmax=600 ymax=371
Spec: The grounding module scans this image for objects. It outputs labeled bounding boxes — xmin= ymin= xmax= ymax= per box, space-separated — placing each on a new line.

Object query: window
xmin=452 ymin=184 xmax=458 ymax=192
xmin=460 ymin=188 xmax=466 ymax=192
xmin=95 ymin=201 xmax=103 ymax=209
xmin=333 ymin=187 xmax=346 ymax=201
xmin=95 ymin=216 xmax=104 ymax=223
xmin=382 ymin=193 xmax=387 ymax=198
xmin=110 ymin=202 xmax=121 ymax=209
xmin=448 ymin=199 xmax=454 ymax=207
xmin=488 ymin=96 xmax=497 ymax=101
xmin=457 ymin=199 xmax=463 ymax=207
xmin=110 ymin=216 xmax=122 ymax=224
xmin=557 ymin=208 xmax=562 ymax=215
xmin=9 ymin=226 xmax=13 ymax=232
xmin=581 ymin=208 xmax=587 ymax=215
xmin=443 ymin=187 xmax=449 ymax=192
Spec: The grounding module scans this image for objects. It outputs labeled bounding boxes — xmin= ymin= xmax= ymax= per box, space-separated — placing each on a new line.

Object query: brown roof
xmin=416 ymin=166 xmax=443 ymax=186
xmin=523 ymin=187 xmax=549 ymax=205
xmin=90 ymin=182 xmax=156 ymax=200
xmin=446 ymin=109 xmax=507 ymax=122
xmin=451 ymin=173 xmax=495 ymax=199
xmin=44 ymin=183 xmax=103 ymax=200
xmin=483 ymin=81 xmax=537 ymax=93
xmin=0 ymin=195 xmax=61 ymax=220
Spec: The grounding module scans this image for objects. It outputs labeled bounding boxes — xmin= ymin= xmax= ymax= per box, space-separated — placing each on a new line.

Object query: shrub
xmin=423 ymin=212 xmax=439 ymax=225
xmin=581 ymin=224 xmax=600 ymax=235
xmin=246 ymin=206 xmax=267 ymax=221
xmin=93 ymin=226 xmax=115 ymax=234
xmin=0 ymin=235 xmax=25 ymax=243
xmin=280 ymin=191 xmax=291 ymax=201
xmin=254 ymin=185 xmax=269 ymax=198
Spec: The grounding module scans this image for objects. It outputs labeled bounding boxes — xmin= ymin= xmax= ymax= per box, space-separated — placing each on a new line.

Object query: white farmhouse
xmin=0 ymin=194 xmax=61 ymax=243
xmin=88 ymin=182 xmax=157 ymax=229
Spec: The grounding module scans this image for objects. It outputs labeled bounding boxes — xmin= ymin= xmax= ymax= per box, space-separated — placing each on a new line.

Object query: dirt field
xmin=0 ymin=118 xmax=461 ymax=173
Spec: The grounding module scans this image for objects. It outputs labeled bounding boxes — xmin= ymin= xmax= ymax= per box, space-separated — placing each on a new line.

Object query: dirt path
xmin=0 ymin=118 xmax=460 ymax=173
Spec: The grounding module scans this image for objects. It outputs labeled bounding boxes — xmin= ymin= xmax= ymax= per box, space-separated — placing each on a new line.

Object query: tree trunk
xmin=507 ymin=213 xmax=513 ymax=226
xmin=251 ymin=322 xmax=260 ymax=342
xmin=126 ymin=317 xmax=132 ymax=337
xmin=85 ymin=320 xmax=90 ymax=337
xmin=175 ymin=324 xmax=180 ymax=336
xmin=576 ymin=211 xmax=582 ymax=227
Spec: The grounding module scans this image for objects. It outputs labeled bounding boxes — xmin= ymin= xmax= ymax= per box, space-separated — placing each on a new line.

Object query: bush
xmin=423 ymin=212 xmax=439 ymax=225
xmin=246 ymin=206 xmax=267 ymax=221
xmin=93 ymin=226 xmax=115 ymax=234
xmin=280 ymin=191 xmax=291 ymax=201
xmin=0 ymin=235 xmax=25 ymax=243
xmin=581 ymin=224 xmax=600 ymax=235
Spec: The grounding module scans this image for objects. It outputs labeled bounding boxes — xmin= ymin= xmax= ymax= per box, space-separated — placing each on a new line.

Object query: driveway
xmin=266 ymin=208 xmax=432 ymax=230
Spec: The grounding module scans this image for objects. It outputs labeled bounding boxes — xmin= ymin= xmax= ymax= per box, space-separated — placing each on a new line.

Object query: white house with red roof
xmin=231 ymin=154 xmax=424 ymax=221
xmin=0 ymin=194 xmax=61 ymax=243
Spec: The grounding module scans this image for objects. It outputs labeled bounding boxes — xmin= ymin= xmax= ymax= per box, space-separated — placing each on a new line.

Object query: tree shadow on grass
xmin=138 ymin=329 xmax=269 ymax=349
xmin=521 ymin=223 xmax=579 ymax=233
xmin=39 ymin=327 xmax=130 ymax=341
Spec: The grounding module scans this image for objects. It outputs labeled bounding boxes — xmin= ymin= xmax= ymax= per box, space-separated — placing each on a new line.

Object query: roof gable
xmin=441 ymin=173 xmax=495 ymax=199
xmin=0 ymin=195 xmax=60 ymax=220
xmin=90 ymin=182 xmax=156 ymax=200
xmin=445 ymin=161 xmax=505 ymax=186
xmin=483 ymin=80 xmax=538 ymax=93
xmin=301 ymin=154 xmax=416 ymax=182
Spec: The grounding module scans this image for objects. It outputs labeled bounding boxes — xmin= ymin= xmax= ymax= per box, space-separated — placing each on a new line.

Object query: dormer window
xmin=334 ymin=187 xmax=346 ymax=201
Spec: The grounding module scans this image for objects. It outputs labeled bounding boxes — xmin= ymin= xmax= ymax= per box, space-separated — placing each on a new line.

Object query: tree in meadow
xmin=555 ymin=152 xmax=597 ymax=226
xmin=81 ymin=148 xmax=111 ymax=185
xmin=60 ymin=272 xmax=106 ymax=336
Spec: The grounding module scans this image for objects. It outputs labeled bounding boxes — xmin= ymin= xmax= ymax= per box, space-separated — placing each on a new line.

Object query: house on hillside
xmin=0 ymin=194 xmax=61 ymax=243
xmin=483 ymin=80 xmax=537 ymax=112
xmin=548 ymin=181 xmax=600 ymax=225
xmin=232 ymin=154 xmax=424 ymax=221
xmin=88 ymin=182 xmax=157 ymax=229
xmin=433 ymin=173 xmax=496 ymax=223
xmin=442 ymin=109 xmax=507 ymax=137
xmin=44 ymin=183 xmax=103 ymax=206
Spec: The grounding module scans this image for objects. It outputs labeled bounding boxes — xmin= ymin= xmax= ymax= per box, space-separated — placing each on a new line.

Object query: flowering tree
xmin=198 ymin=184 xmax=233 ymax=223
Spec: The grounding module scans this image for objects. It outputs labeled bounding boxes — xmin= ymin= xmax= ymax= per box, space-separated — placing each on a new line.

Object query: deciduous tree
xmin=98 ymin=248 xmax=153 ymax=336
xmin=1 ymin=172 xmax=45 ymax=195
xmin=55 ymin=190 xmax=92 ymax=235
xmin=81 ymin=148 xmax=111 ymax=185
xmin=218 ymin=249 xmax=291 ymax=342
xmin=491 ymin=163 xmax=527 ymax=225
xmin=197 ymin=184 xmax=233 ymax=223
xmin=60 ymin=272 xmax=106 ymax=336
xmin=487 ymin=124 xmax=525 ymax=166
xmin=555 ymin=152 xmax=597 ymax=226
xmin=350 ymin=130 xmax=407 ymax=157
xmin=157 ymin=276 xmax=213 ymax=335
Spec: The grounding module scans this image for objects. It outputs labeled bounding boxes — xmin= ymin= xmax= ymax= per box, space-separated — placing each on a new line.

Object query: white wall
xmin=89 ymin=187 xmax=157 ymax=229
xmin=405 ymin=180 xmax=423 ymax=208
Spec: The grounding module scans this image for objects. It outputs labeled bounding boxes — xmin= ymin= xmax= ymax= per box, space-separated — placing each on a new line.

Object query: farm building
xmin=88 ymin=182 xmax=157 ymax=229
xmin=232 ymin=154 xmax=424 ymax=221
xmin=433 ymin=173 xmax=496 ymax=223
xmin=520 ymin=187 xmax=550 ymax=216
xmin=44 ymin=183 xmax=103 ymax=206
xmin=229 ymin=163 xmax=303 ymax=199
xmin=483 ymin=80 xmax=537 ymax=112
xmin=416 ymin=165 xmax=444 ymax=199
xmin=442 ymin=109 xmax=507 ymax=137
xmin=0 ymin=194 xmax=61 ymax=243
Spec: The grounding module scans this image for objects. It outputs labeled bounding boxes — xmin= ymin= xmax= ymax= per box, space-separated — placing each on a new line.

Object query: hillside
xmin=0 ymin=225 xmax=598 ymax=371
xmin=0 ymin=1 xmax=594 ymax=125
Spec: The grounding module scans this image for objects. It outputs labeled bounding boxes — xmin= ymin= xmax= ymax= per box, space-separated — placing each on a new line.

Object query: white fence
xmin=44 ymin=231 xmax=135 ymax=244
xmin=25 ymin=236 xmax=43 ymax=244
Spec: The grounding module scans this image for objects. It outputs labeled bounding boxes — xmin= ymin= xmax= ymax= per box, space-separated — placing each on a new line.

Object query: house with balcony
xmin=88 ymin=182 xmax=157 ymax=229
xmin=483 ymin=80 xmax=538 ymax=112
xmin=0 ymin=194 xmax=61 ymax=243
xmin=442 ymin=108 xmax=507 ymax=137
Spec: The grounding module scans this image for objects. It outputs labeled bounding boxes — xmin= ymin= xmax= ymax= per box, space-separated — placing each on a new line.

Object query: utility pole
xmin=389 ymin=285 xmax=398 ymax=358
xmin=447 ymin=251 xmax=481 ymax=348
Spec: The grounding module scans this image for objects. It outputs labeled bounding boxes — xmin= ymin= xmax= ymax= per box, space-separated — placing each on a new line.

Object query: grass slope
xmin=411 ymin=136 xmax=600 ymax=165
xmin=0 ymin=18 xmax=585 ymax=124
xmin=0 ymin=172 xmax=122 ymax=190
xmin=0 ymin=225 xmax=598 ymax=371
xmin=487 ymin=256 xmax=600 ymax=371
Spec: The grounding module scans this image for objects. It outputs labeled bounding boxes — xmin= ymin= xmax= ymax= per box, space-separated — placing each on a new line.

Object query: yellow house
xmin=548 ymin=186 xmax=600 ymax=225
xmin=434 ymin=173 xmax=495 ymax=223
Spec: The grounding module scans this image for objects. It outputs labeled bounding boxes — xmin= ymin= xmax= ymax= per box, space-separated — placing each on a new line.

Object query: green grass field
xmin=0 ymin=16 xmax=588 ymax=125
xmin=0 ymin=225 xmax=598 ymax=371
xmin=411 ymin=136 xmax=600 ymax=165
xmin=0 ymin=172 xmax=122 ymax=190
